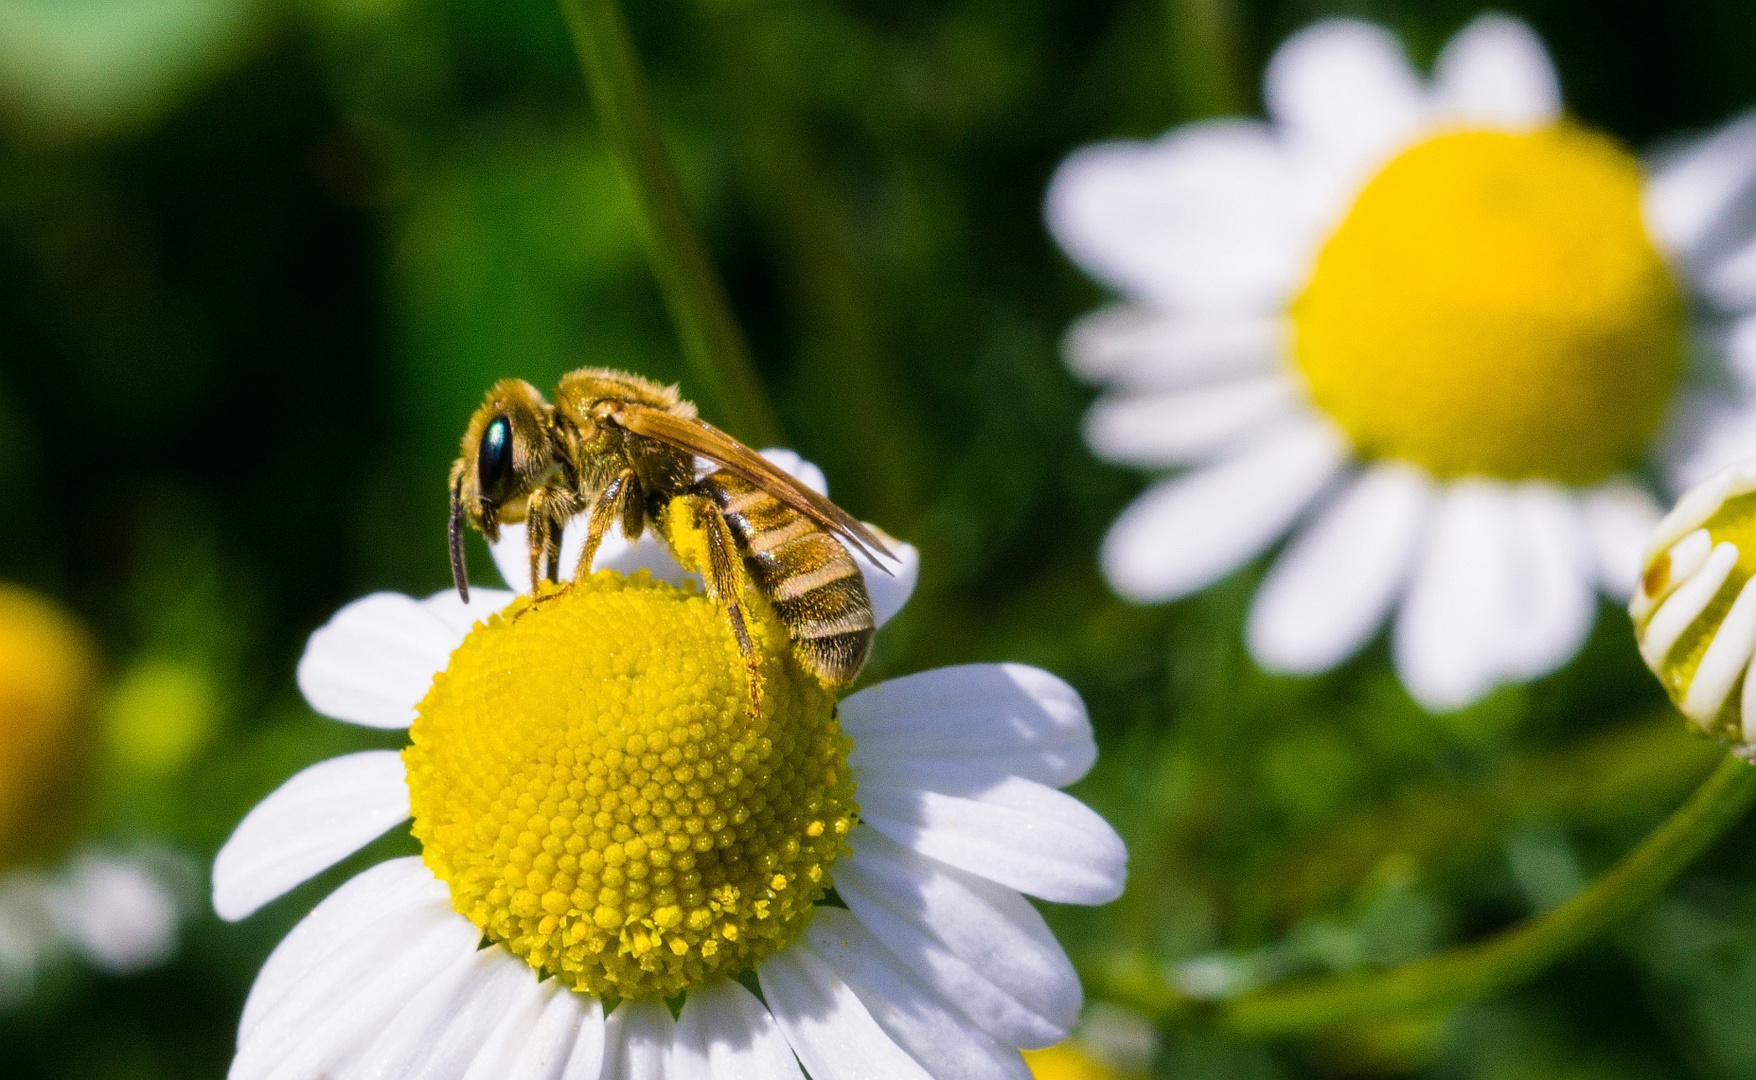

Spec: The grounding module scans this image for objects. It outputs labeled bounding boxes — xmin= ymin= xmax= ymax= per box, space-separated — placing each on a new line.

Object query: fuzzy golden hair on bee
xmin=556 ymin=367 xmax=692 ymax=417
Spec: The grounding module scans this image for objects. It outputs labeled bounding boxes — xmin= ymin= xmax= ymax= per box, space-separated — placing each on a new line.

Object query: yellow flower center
xmin=1293 ymin=125 xmax=1684 ymax=483
xmin=0 ymin=583 xmax=97 ymax=870
xmin=405 ymin=571 xmax=855 ymax=1000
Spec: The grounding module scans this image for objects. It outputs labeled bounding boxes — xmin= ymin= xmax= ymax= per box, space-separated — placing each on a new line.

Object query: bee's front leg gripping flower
xmin=1634 ymin=462 xmax=1756 ymax=750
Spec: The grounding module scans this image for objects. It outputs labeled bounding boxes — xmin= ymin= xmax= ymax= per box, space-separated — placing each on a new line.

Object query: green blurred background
xmin=4 ymin=0 xmax=1756 ymax=1076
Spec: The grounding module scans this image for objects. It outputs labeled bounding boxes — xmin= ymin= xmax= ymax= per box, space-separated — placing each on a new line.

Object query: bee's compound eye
xmin=479 ymin=416 xmax=512 ymax=492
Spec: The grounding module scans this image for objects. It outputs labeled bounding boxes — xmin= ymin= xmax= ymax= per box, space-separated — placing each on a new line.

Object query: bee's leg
xmin=545 ymin=517 xmax=564 ymax=585
xmin=526 ymin=487 xmax=553 ymax=590
xmin=692 ymin=497 xmax=763 ymax=720
xmin=572 ymin=469 xmax=635 ymax=582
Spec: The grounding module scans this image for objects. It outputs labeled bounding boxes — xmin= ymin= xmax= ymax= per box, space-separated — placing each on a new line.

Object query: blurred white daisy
xmin=0 ymin=850 xmax=185 ymax=1003
xmin=0 ymin=584 xmax=182 ymax=1004
xmin=213 ymin=452 xmax=1126 ymax=1080
xmin=1048 ymin=13 xmax=1756 ymax=711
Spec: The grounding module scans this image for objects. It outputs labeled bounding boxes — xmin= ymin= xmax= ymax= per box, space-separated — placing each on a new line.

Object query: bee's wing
xmin=608 ymin=403 xmax=896 ymax=569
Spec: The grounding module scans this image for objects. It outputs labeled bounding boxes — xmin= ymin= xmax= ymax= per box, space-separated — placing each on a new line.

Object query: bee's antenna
xmin=449 ymin=473 xmax=470 ymax=602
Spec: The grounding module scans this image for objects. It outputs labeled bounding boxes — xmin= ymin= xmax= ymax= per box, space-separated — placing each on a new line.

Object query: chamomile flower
xmin=0 ymin=584 xmax=181 ymax=1003
xmin=213 ymin=452 xmax=1126 ymax=1080
xmin=1048 ymin=14 xmax=1756 ymax=711
xmin=1633 ymin=459 xmax=1756 ymax=749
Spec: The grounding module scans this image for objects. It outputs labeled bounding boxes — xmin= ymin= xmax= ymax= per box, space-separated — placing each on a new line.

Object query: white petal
xmin=838 ymin=825 xmax=1080 ymax=1048
xmin=1642 ymin=541 xmax=1739 ymax=668
xmin=1633 ymin=529 xmax=1714 ymax=628
xmin=1722 ymin=314 xmax=1756 ymax=391
xmin=801 ymin=908 xmax=1032 ymax=1080
xmin=240 ymin=857 xmax=448 ymax=1040
xmin=1657 ymin=392 xmax=1756 ymax=496
xmin=506 ymin=991 xmax=599 ymax=1080
xmin=297 ymin=593 xmax=463 ymax=729
xmin=673 ymin=978 xmax=803 ymax=1080
xmin=1744 ymin=650 xmax=1756 ymax=743
xmin=213 ymin=751 xmax=410 ymax=922
xmin=1393 ymin=480 xmax=1521 ymax=712
xmin=603 ymin=1000 xmax=674 ymax=1080
xmin=561 ymin=998 xmax=608 ymax=1080
xmin=855 ymin=776 xmax=1126 ymax=905
xmin=1701 ymin=228 xmax=1756 ymax=310
xmin=1083 ymin=377 xmax=1299 ymax=468
xmin=1431 ymin=14 xmax=1560 ymax=129
xmin=1500 ymin=483 xmax=1597 ymax=682
xmin=1247 ymin=462 xmax=1432 ymax=674
xmin=1387 ymin=481 xmax=1595 ymax=706
xmin=758 ymin=944 xmax=933 ymax=1080
xmin=842 ymin=664 xmax=1095 ymax=789
xmin=1653 ymin=456 xmax=1756 ymax=552
xmin=336 ymin=944 xmax=534 ymax=1080
xmin=457 ymin=962 xmax=558 ymax=1080
xmin=421 ymin=588 xmax=518 ymax=639
xmin=857 ymin=534 xmax=918 ymax=631
xmin=1046 ymin=120 xmax=1316 ymax=314
xmin=1264 ymin=19 xmax=1425 ymax=205
xmin=1584 ymin=481 xmax=1663 ymax=599
xmin=52 ymin=853 xmax=178 ymax=974
xmin=1683 ymin=575 xmax=1756 ymax=724
xmin=1100 ymin=416 xmax=1348 ymax=602
xmin=1062 ymin=304 xmax=1283 ymax=389
xmin=1645 ymin=109 xmax=1756 ymax=264
xmin=757 ymin=449 xmax=828 ymax=496
xmin=235 ymin=904 xmax=481 ymax=1080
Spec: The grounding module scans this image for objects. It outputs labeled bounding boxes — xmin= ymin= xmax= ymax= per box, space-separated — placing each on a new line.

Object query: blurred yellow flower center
xmin=405 ymin=571 xmax=855 ymax=1000
xmin=0 ymin=584 xmax=97 ymax=870
xmin=1024 ymin=1043 xmax=1126 ymax=1080
xmin=1293 ymin=125 xmax=1684 ymax=483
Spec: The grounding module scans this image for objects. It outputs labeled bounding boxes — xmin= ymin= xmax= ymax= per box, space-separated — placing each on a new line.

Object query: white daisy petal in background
xmin=215 ymin=449 xmax=1124 ymax=1080
xmin=1099 ymin=417 xmax=1347 ymax=603
xmin=51 ymin=851 xmax=182 ymax=974
xmin=1247 ymin=461 xmax=1433 ymax=675
xmin=1263 ymin=19 xmax=1424 ymax=202
xmin=1431 ymin=14 xmax=1560 ymax=128
xmin=1050 ymin=12 xmax=1756 ymax=712
xmin=0 ymin=848 xmax=186 ymax=1003
xmin=0 ymin=584 xmax=190 ymax=1004
xmin=1048 ymin=121 xmax=1315 ymax=313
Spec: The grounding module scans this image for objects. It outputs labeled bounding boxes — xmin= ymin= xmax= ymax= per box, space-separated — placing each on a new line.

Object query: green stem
xmin=559 ymin=0 xmax=784 ymax=447
xmin=1091 ymin=753 xmax=1756 ymax=1036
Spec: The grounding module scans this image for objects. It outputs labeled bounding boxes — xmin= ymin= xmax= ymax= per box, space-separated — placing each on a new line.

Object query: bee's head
xmin=450 ymin=379 xmax=552 ymax=598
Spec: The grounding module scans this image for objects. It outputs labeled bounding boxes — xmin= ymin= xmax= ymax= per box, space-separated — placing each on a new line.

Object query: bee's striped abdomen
xmin=706 ymin=473 xmax=875 ymax=687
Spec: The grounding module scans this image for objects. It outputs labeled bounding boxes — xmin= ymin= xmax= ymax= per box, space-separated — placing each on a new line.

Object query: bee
xmin=448 ymin=368 xmax=895 ymax=699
